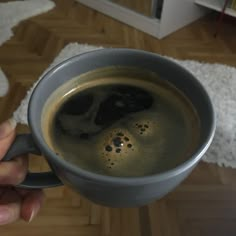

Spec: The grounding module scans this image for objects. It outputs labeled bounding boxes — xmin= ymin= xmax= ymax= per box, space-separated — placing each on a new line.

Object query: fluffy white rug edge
xmin=0 ymin=0 xmax=56 ymax=96
xmin=0 ymin=28 xmax=13 ymax=48
xmin=0 ymin=0 xmax=55 ymax=47
xmin=0 ymin=68 xmax=9 ymax=97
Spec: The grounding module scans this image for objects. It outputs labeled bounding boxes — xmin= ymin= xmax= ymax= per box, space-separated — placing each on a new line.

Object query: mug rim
xmin=28 ymin=48 xmax=216 ymax=186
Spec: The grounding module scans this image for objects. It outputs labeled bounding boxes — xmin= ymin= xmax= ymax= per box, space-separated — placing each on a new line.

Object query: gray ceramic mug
xmin=2 ymin=49 xmax=216 ymax=207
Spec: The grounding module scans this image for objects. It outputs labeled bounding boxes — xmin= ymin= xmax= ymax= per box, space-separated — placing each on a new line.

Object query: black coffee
xmin=43 ymin=67 xmax=200 ymax=177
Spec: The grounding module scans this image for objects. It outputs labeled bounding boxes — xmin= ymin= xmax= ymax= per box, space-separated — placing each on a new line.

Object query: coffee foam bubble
xmin=126 ymin=111 xmax=160 ymax=141
xmin=97 ymin=128 xmax=138 ymax=170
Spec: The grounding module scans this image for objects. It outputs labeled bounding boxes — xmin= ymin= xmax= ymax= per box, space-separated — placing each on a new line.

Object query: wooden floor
xmin=1 ymin=0 xmax=236 ymax=235
xmin=110 ymin=0 xmax=153 ymax=17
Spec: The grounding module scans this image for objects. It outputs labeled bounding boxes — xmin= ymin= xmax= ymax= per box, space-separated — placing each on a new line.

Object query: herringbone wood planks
xmin=0 ymin=0 xmax=236 ymax=235
xmin=110 ymin=0 xmax=153 ymax=16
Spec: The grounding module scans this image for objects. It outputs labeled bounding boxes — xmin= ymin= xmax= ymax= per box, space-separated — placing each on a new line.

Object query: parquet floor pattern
xmin=0 ymin=0 xmax=236 ymax=235
xmin=110 ymin=0 xmax=153 ymax=16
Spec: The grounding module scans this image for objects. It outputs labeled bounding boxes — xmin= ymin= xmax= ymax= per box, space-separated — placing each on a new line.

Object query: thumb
xmin=0 ymin=119 xmax=17 ymax=160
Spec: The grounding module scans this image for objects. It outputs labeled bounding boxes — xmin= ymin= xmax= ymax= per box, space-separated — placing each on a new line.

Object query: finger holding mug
xmin=0 ymin=119 xmax=44 ymax=225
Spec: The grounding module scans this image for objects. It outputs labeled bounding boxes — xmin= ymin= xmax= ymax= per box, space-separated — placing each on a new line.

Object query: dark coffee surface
xmin=44 ymin=68 xmax=200 ymax=177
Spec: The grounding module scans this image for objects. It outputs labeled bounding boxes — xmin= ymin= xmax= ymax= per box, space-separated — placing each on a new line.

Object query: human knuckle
xmin=15 ymin=168 xmax=26 ymax=184
xmin=12 ymin=162 xmax=27 ymax=184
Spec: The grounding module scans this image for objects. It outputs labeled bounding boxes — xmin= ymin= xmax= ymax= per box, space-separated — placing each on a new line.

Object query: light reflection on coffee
xmin=42 ymin=67 xmax=200 ymax=177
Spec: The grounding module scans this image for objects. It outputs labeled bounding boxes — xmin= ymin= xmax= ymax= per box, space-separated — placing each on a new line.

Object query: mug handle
xmin=2 ymin=134 xmax=63 ymax=188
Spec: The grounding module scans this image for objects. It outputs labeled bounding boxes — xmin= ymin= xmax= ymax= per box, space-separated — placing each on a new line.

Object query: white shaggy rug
xmin=13 ymin=43 xmax=236 ymax=169
xmin=0 ymin=0 xmax=55 ymax=96
xmin=0 ymin=68 xmax=9 ymax=97
xmin=0 ymin=0 xmax=55 ymax=46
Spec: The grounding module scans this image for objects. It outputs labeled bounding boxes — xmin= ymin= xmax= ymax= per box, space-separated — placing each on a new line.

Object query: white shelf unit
xmin=195 ymin=0 xmax=236 ymax=17
xmin=77 ymin=0 xmax=209 ymax=39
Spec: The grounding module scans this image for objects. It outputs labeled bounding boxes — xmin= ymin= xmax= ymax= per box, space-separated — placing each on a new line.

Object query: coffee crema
xmin=42 ymin=67 xmax=200 ymax=177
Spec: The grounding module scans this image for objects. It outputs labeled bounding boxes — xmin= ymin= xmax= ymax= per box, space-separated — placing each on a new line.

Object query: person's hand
xmin=0 ymin=119 xmax=44 ymax=225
